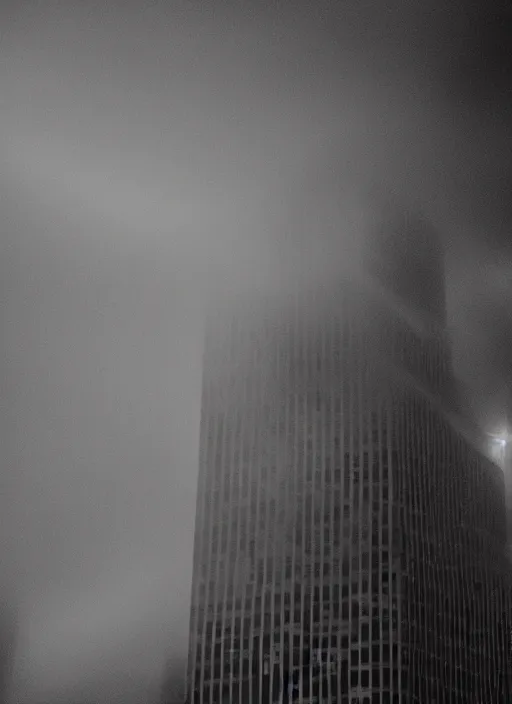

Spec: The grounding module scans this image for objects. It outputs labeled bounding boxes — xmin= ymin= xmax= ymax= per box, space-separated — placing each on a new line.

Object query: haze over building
xmin=186 ymin=199 xmax=512 ymax=702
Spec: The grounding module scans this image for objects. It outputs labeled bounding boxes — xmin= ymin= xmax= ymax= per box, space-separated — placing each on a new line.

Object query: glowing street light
xmin=488 ymin=429 xmax=511 ymax=470
xmin=489 ymin=430 xmax=511 ymax=445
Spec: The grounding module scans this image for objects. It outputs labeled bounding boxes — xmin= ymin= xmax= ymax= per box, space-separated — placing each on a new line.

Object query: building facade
xmin=187 ymin=210 xmax=512 ymax=703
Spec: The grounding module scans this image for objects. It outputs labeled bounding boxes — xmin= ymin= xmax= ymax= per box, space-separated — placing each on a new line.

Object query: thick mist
xmin=1 ymin=1 xmax=511 ymax=702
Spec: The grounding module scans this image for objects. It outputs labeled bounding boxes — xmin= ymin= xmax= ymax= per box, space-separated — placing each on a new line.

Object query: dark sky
xmin=1 ymin=1 xmax=511 ymax=702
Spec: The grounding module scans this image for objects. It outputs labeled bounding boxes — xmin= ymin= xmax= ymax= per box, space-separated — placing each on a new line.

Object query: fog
xmin=1 ymin=1 xmax=511 ymax=702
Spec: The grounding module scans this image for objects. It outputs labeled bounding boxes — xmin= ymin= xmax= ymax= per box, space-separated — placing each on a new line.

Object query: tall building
xmin=187 ymin=204 xmax=512 ymax=703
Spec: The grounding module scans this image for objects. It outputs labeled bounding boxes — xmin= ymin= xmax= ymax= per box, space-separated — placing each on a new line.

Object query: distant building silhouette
xmin=0 ymin=603 xmax=16 ymax=704
xmin=187 ymin=199 xmax=512 ymax=702
xmin=159 ymin=655 xmax=186 ymax=704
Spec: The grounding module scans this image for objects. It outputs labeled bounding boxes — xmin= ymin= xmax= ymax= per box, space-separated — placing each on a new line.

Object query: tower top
xmin=365 ymin=198 xmax=447 ymax=330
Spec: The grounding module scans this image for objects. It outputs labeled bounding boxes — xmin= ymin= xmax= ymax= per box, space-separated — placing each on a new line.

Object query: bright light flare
xmin=490 ymin=433 xmax=511 ymax=447
xmin=488 ymin=428 xmax=511 ymax=470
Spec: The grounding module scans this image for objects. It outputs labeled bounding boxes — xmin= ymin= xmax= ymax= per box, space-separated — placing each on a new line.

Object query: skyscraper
xmin=187 ymin=204 xmax=512 ymax=703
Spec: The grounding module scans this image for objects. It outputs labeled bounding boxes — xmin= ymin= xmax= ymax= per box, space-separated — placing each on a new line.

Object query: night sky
xmin=1 ymin=1 xmax=511 ymax=702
